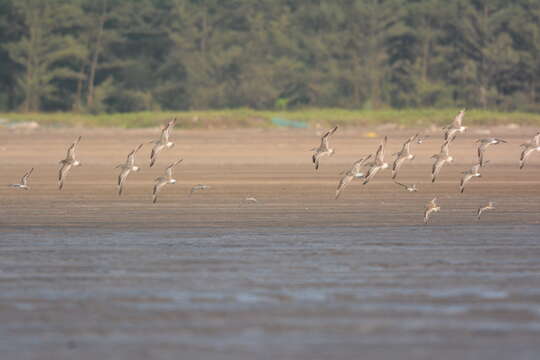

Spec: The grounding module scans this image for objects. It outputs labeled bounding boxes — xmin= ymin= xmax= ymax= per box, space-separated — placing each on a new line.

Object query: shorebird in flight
xmin=424 ymin=197 xmax=440 ymax=224
xmin=150 ymin=118 xmax=177 ymax=167
xmin=392 ymin=134 xmax=421 ymax=179
xmin=152 ymin=159 xmax=183 ymax=203
xmin=58 ymin=136 xmax=82 ymax=190
xmin=8 ymin=168 xmax=34 ymax=190
xmin=519 ymin=132 xmax=540 ymax=170
xmin=190 ymin=184 xmax=210 ymax=195
xmin=431 ymin=140 xmax=454 ymax=183
xmin=116 ymin=143 xmax=144 ymax=196
xmin=311 ymin=126 xmax=338 ymax=170
xmin=363 ymin=136 xmax=389 ymax=185
xmin=394 ymin=181 xmax=417 ymax=192
xmin=476 ymin=138 xmax=506 ymax=167
xmin=444 ymin=109 xmax=466 ymax=142
xmin=477 ymin=201 xmax=496 ymax=220
xmin=335 ymin=154 xmax=372 ymax=199
xmin=459 ymin=162 xmax=483 ymax=193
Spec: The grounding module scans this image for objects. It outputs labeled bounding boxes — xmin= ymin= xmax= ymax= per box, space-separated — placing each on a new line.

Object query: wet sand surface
xmin=1 ymin=127 xmax=540 ymax=359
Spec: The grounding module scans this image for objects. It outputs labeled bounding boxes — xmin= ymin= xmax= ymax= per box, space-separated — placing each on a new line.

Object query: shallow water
xmin=1 ymin=225 xmax=540 ymax=360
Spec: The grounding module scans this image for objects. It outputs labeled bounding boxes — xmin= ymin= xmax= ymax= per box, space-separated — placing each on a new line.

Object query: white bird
xmin=335 ymin=154 xmax=372 ymax=199
xmin=431 ymin=140 xmax=454 ymax=183
xmin=190 ymin=184 xmax=210 ymax=195
xmin=476 ymin=138 xmax=506 ymax=167
xmin=519 ymin=132 xmax=540 ymax=170
xmin=394 ymin=181 xmax=417 ymax=192
xmin=8 ymin=168 xmax=34 ymax=190
xmin=152 ymin=159 xmax=183 ymax=204
xmin=424 ymin=197 xmax=440 ymax=224
xmin=311 ymin=126 xmax=338 ymax=170
xmin=444 ymin=109 xmax=467 ymax=142
xmin=150 ymin=118 xmax=177 ymax=167
xmin=363 ymin=136 xmax=389 ymax=185
xmin=392 ymin=134 xmax=420 ymax=179
xmin=116 ymin=143 xmax=144 ymax=196
xmin=476 ymin=201 xmax=496 ymax=220
xmin=58 ymin=136 xmax=82 ymax=190
xmin=459 ymin=163 xmax=482 ymax=193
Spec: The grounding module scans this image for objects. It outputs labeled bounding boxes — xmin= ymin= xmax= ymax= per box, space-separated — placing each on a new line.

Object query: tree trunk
xmin=87 ymin=0 xmax=107 ymax=107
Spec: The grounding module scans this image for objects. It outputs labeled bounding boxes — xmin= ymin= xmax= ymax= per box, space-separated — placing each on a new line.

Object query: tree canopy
xmin=0 ymin=0 xmax=539 ymax=113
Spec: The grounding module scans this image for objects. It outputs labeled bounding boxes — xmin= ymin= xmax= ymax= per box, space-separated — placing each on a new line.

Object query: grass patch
xmin=1 ymin=108 xmax=539 ymax=128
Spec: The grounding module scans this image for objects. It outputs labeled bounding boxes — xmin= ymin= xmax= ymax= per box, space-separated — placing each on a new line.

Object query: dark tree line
xmin=1 ymin=0 xmax=540 ymax=113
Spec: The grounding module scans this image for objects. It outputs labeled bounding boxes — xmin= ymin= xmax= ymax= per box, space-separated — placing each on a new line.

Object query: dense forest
xmin=0 ymin=0 xmax=540 ymax=113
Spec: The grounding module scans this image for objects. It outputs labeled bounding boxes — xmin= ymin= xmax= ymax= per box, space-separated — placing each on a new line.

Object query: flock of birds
xmin=311 ymin=109 xmax=540 ymax=224
xmin=8 ymin=118 xmax=194 ymax=204
xmin=6 ymin=109 xmax=540 ymax=224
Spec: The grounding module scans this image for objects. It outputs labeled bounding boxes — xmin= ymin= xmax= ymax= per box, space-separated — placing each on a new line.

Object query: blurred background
xmin=0 ymin=0 xmax=539 ymax=115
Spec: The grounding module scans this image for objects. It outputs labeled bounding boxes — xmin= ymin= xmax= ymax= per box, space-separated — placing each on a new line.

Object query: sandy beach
xmin=0 ymin=126 xmax=539 ymax=359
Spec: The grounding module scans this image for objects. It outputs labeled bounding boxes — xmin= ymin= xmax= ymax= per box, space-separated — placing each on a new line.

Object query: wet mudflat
xmin=0 ymin=127 xmax=539 ymax=359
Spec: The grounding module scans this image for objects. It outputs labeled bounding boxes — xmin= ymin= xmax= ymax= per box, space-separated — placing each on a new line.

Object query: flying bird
xmin=58 ymin=136 xmax=82 ymax=190
xmin=476 ymin=202 xmax=496 ymax=220
xmin=393 ymin=181 xmax=417 ymax=192
xmin=519 ymin=132 xmax=540 ymax=169
xmin=363 ymin=136 xmax=389 ymax=185
xmin=431 ymin=140 xmax=454 ymax=183
xmin=152 ymin=159 xmax=183 ymax=204
xmin=311 ymin=126 xmax=338 ymax=170
xmin=116 ymin=143 xmax=144 ymax=196
xmin=476 ymin=138 xmax=506 ymax=167
xmin=424 ymin=197 xmax=440 ymax=224
xmin=459 ymin=163 xmax=482 ymax=193
xmin=335 ymin=154 xmax=372 ymax=199
xmin=444 ymin=109 xmax=467 ymax=142
xmin=190 ymin=184 xmax=210 ymax=195
xmin=8 ymin=168 xmax=34 ymax=190
xmin=149 ymin=118 xmax=177 ymax=167
xmin=392 ymin=134 xmax=420 ymax=179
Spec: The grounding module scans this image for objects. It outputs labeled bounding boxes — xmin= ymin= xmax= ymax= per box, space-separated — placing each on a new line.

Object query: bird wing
xmin=452 ymin=109 xmax=465 ymax=127
xmin=58 ymin=163 xmax=73 ymax=190
xmin=21 ymin=167 xmax=34 ymax=185
xmin=165 ymin=159 xmax=183 ymax=178
xmin=335 ymin=173 xmax=354 ymax=199
xmin=320 ymin=126 xmax=338 ymax=150
xmin=432 ymin=159 xmax=446 ymax=182
xmin=375 ymin=136 xmax=387 ymax=164
xmin=363 ymin=166 xmax=380 ymax=185
xmin=533 ymin=132 xmax=540 ymax=146
xmin=351 ymin=154 xmax=372 ymax=173
xmin=440 ymin=140 xmax=450 ymax=156
xmin=127 ymin=143 xmax=144 ymax=166
xmin=392 ymin=156 xmax=406 ymax=179
xmin=66 ymin=136 xmax=81 ymax=161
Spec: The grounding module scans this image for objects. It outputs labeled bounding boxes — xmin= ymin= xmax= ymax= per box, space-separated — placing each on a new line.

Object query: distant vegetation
xmin=2 ymin=109 xmax=540 ymax=128
xmin=1 ymin=0 xmax=540 ymax=115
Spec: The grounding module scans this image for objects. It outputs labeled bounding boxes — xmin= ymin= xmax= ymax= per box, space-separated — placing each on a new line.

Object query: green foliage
xmin=0 ymin=0 xmax=539 ymax=114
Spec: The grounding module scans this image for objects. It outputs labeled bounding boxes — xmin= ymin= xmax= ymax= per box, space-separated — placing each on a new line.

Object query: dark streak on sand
xmin=0 ymin=128 xmax=540 ymax=360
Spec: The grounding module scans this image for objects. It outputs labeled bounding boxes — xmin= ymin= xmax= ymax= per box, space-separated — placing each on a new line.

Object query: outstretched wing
xmin=375 ymin=136 xmax=387 ymax=164
xmin=432 ymin=159 xmax=445 ymax=182
xmin=58 ymin=163 xmax=73 ymax=190
xmin=66 ymin=136 xmax=82 ymax=161
xmin=117 ymin=168 xmax=131 ymax=196
xmin=392 ymin=156 xmax=406 ymax=179
xmin=363 ymin=166 xmax=380 ymax=185
xmin=335 ymin=173 xmax=354 ymax=199
xmin=321 ymin=125 xmax=338 ymax=149
xmin=21 ymin=167 xmax=34 ymax=185
xmin=452 ymin=109 xmax=465 ymax=127
xmin=165 ymin=158 xmax=183 ymax=178
xmin=127 ymin=143 xmax=144 ymax=166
